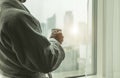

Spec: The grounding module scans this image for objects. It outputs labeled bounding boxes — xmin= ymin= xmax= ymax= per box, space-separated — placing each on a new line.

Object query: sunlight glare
xmin=70 ymin=26 xmax=79 ymax=36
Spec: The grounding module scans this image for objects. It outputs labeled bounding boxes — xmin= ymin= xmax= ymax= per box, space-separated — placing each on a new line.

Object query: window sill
xmin=77 ymin=75 xmax=97 ymax=78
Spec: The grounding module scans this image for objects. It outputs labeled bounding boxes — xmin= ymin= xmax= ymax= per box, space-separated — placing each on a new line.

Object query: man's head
xmin=18 ymin=0 xmax=26 ymax=3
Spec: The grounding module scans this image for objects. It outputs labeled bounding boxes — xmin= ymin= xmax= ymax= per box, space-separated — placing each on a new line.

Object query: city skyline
xmin=25 ymin=0 xmax=87 ymax=26
xmin=40 ymin=11 xmax=88 ymax=43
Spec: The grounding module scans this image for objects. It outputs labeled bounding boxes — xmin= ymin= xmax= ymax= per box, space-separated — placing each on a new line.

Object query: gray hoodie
xmin=0 ymin=0 xmax=65 ymax=78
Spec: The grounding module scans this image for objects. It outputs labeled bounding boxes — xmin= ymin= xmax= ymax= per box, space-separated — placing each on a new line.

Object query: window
xmin=25 ymin=0 xmax=97 ymax=77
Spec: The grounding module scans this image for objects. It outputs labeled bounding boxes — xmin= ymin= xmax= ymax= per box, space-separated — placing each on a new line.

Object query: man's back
xmin=0 ymin=0 xmax=65 ymax=78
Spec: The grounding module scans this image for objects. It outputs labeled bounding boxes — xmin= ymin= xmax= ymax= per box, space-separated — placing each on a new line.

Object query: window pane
xmin=25 ymin=0 xmax=95 ymax=77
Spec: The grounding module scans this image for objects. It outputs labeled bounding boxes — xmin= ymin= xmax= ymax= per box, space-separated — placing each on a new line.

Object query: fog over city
xmin=24 ymin=0 xmax=87 ymax=26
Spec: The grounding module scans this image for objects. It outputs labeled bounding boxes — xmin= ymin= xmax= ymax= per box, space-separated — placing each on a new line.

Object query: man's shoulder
xmin=2 ymin=8 xmax=29 ymax=17
xmin=1 ymin=8 xmax=31 ymax=23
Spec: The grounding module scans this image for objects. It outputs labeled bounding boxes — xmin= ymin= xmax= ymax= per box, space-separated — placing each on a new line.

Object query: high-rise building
xmin=55 ymin=46 xmax=79 ymax=72
xmin=47 ymin=14 xmax=56 ymax=33
xmin=40 ymin=22 xmax=48 ymax=36
xmin=64 ymin=11 xmax=74 ymax=28
xmin=63 ymin=11 xmax=74 ymax=45
xmin=47 ymin=14 xmax=56 ymax=36
xmin=78 ymin=22 xmax=88 ymax=44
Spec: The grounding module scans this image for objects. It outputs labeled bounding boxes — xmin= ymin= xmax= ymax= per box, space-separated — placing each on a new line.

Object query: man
xmin=0 ymin=0 xmax=65 ymax=78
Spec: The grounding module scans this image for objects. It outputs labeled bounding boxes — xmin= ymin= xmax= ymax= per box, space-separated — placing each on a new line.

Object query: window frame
xmin=64 ymin=0 xmax=98 ymax=77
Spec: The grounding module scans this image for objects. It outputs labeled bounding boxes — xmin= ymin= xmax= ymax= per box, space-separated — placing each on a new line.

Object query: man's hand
xmin=50 ymin=29 xmax=64 ymax=44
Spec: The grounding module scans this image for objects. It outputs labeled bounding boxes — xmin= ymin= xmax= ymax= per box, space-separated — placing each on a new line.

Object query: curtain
xmin=103 ymin=0 xmax=120 ymax=78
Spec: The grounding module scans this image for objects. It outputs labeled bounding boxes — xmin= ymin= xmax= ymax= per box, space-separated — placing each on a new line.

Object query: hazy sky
xmin=24 ymin=0 xmax=87 ymax=26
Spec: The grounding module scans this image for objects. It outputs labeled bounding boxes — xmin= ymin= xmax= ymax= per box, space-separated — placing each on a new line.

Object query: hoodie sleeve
xmin=1 ymin=11 xmax=65 ymax=73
